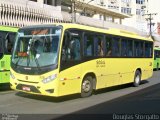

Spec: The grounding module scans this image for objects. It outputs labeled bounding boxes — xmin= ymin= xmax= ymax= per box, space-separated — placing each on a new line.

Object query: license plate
xmin=22 ymin=86 xmax=31 ymax=91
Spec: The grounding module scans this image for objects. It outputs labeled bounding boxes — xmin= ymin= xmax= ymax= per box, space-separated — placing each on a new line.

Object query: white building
xmin=0 ymin=0 xmax=154 ymax=36
xmin=82 ymin=0 xmax=148 ymax=33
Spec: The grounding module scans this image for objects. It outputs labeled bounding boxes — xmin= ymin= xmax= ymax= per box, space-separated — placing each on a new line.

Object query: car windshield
xmin=12 ymin=27 xmax=61 ymax=67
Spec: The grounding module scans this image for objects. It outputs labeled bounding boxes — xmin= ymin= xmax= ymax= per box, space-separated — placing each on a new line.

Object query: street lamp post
xmin=71 ymin=0 xmax=94 ymax=23
xmin=83 ymin=0 xmax=94 ymax=16
xmin=143 ymin=13 xmax=157 ymax=36
xmin=71 ymin=0 xmax=76 ymax=23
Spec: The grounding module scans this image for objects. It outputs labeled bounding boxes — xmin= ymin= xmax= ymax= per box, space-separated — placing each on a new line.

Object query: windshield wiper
xmin=30 ymin=40 xmax=41 ymax=71
xmin=15 ymin=57 xmax=21 ymax=67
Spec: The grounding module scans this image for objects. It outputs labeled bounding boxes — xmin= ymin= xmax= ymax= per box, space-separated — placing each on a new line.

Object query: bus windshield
xmin=12 ymin=27 xmax=61 ymax=68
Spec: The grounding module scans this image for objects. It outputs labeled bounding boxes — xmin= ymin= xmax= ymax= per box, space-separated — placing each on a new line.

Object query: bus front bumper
xmin=10 ymin=79 xmax=59 ymax=97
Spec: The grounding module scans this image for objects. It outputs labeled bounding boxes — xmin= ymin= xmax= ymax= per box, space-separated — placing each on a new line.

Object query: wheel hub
xmin=82 ymin=80 xmax=91 ymax=93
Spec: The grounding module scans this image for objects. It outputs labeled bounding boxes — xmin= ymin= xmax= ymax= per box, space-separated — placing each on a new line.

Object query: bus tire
xmin=81 ymin=76 xmax=93 ymax=98
xmin=133 ymin=70 xmax=141 ymax=87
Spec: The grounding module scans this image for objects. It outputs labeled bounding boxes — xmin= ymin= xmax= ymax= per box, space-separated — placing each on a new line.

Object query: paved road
xmin=0 ymin=71 xmax=160 ymax=120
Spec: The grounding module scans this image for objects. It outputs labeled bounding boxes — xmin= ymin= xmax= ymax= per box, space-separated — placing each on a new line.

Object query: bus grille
xmin=17 ymin=79 xmax=39 ymax=84
xmin=16 ymin=84 xmax=41 ymax=93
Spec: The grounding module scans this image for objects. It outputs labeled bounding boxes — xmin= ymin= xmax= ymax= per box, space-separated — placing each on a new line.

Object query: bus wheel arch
xmin=80 ymin=73 xmax=97 ymax=98
xmin=133 ymin=69 xmax=141 ymax=87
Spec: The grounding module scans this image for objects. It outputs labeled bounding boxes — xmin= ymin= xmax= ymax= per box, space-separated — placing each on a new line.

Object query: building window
xmin=44 ymin=0 xmax=53 ymax=5
xmin=121 ymin=7 xmax=131 ymax=14
xmin=121 ymin=0 xmax=131 ymax=3
xmin=136 ymin=0 xmax=145 ymax=4
xmin=136 ymin=9 xmax=141 ymax=15
xmin=29 ymin=0 xmax=37 ymax=2
xmin=99 ymin=15 xmax=102 ymax=20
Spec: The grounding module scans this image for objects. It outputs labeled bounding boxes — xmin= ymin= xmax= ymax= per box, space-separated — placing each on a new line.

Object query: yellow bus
xmin=10 ymin=23 xmax=153 ymax=97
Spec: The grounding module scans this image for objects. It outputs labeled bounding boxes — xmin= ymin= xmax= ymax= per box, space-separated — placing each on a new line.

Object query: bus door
xmin=0 ymin=32 xmax=16 ymax=83
xmin=59 ymin=29 xmax=82 ymax=95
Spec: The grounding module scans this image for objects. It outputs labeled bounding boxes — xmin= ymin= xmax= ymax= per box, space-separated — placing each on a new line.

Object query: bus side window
xmin=134 ymin=41 xmax=144 ymax=57
xmin=106 ymin=36 xmax=112 ymax=57
xmin=121 ymin=39 xmax=128 ymax=57
xmin=145 ymin=42 xmax=153 ymax=58
xmin=62 ymin=31 xmax=81 ymax=61
xmin=84 ymin=34 xmax=94 ymax=57
xmin=128 ymin=40 xmax=133 ymax=57
xmin=95 ymin=35 xmax=104 ymax=57
xmin=112 ymin=37 xmax=120 ymax=57
xmin=5 ymin=32 xmax=16 ymax=54
xmin=0 ymin=36 xmax=3 ymax=59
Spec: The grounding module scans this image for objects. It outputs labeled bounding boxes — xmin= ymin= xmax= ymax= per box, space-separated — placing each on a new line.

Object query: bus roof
xmin=20 ymin=23 xmax=153 ymax=42
xmin=0 ymin=26 xmax=18 ymax=32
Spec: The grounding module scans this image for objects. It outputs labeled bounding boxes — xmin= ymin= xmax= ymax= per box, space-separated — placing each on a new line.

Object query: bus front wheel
xmin=81 ymin=76 xmax=93 ymax=98
xmin=133 ymin=70 xmax=141 ymax=87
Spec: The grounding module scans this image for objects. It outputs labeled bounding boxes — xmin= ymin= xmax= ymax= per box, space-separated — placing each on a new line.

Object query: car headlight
xmin=42 ymin=74 xmax=57 ymax=84
xmin=10 ymin=72 xmax=15 ymax=79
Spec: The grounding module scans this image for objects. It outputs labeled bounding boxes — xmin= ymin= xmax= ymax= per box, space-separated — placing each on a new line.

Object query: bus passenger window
xmin=98 ymin=40 xmax=104 ymax=56
xmin=62 ymin=31 xmax=81 ymax=61
xmin=5 ymin=33 xmax=16 ymax=54
xmin=128 ymin=40 xmax=133 ymax=57
xmin=145 ymin=42 xmax=153 ymax=58
xmin=134 ymin=41 xmax=144 ymax=57
xmin=106 ymin=36 xmax=112 ymax=57
xmin=121 ymin=39 xmax=128 ymax=57
xmin=84 ymin=34 xmax=94 ymax=57
xmin=0 ymin=37 xmax=2 ymax=53
xmin=95 ymin=36 xmax=104 ymax=57
xmin=112 ymin=37 xmax=120 ymax=57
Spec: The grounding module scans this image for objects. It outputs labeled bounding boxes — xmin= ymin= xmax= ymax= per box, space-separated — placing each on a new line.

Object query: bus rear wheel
xmin=133 ymin=70 xmax=141 ymax=87
xmin=81 ymin=76 xmax=93 ymax=98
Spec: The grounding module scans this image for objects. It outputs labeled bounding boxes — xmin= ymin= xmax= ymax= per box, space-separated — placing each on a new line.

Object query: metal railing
xmin=0 ymin=0 xmax=70 ymax=27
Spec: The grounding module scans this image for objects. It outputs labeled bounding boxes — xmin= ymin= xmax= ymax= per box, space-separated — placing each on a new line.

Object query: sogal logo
xmin=96 ymin=60 xmax=105 ymax=67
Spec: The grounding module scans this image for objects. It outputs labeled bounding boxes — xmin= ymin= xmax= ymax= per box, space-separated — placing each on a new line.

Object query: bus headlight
xmin=42 ymin=74 xmax=57 ymax=84
xmin=10 ymin=72 xmax=15 ymax=79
